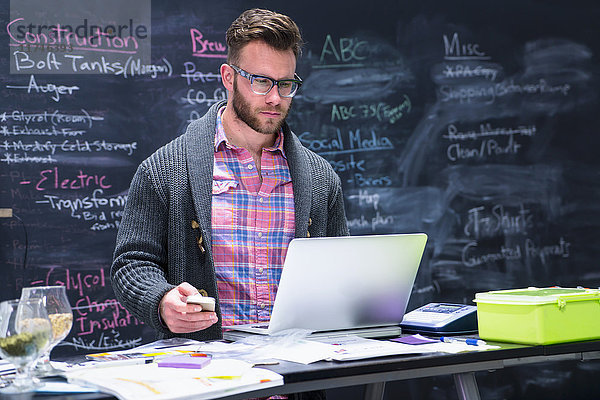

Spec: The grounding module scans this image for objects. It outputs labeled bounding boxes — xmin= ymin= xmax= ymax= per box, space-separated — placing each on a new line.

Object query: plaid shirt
xmin=212 ymin=108 xmax=295 ymax=326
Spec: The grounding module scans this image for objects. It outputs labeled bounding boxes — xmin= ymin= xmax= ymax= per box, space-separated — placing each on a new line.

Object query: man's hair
xmin=226 ymin=8 xmax=303 ymax=65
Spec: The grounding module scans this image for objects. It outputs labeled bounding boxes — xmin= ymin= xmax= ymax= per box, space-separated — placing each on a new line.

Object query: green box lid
xmin=474 ymin=287 xmax=600 ymax=305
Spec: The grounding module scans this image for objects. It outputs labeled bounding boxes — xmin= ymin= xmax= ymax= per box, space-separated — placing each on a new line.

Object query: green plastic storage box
xmin=474 ymin=287 xmax=600 ymax=345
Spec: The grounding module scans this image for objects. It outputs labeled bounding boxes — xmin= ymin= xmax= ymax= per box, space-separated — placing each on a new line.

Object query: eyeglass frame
xmin=228 ymin=64 xmax=303 ymax=98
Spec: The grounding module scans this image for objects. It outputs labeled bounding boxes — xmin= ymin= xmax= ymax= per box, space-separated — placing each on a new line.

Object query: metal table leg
xmin=364 ymin=382 xmax=386 ymax=400
xmin=453 ymin=372 xmax=481 ymax=400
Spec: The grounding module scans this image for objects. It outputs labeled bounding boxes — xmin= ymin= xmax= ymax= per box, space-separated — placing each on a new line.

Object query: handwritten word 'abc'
xmin=320 ymin=34 xmax=368 ymax=64
xmin=6 ymin=75 xmax=78 ymax=102
xmin=31 ymin=167 xmax=111 ymax=191
xmin=29 ymin=266 xmax=106 ymax=297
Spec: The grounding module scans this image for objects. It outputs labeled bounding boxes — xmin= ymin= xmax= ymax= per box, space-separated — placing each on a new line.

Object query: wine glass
xmin=20 ymin=286 xmax=73 ymax=375
xmin=0 ymin=298 xmax=52 ymax=392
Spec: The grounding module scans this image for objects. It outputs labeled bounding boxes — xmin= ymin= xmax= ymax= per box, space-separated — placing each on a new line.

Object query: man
xmin=111 ymin=8 xmax=348 ymax=342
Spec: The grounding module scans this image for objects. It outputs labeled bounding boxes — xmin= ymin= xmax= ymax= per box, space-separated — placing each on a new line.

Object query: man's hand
xmin=159 ymin=282 xmax=218 ymax=333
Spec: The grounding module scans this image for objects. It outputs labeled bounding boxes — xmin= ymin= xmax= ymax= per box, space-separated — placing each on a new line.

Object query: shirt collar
xmin=214 ymin=106 xmax=287 ymax=158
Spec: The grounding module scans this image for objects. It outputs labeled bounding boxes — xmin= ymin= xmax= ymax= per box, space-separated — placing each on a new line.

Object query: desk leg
xmin=453 ymin=372 xmax=481 ymax=400
xmin=364 ymin=382 xmax=386 ymax=400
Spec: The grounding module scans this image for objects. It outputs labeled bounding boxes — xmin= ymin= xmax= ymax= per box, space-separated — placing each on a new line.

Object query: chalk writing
xmin=328 ymin=154 xmax=366 ymax=173
xmin=298 ymin=128 xmax=394 ymax=155
xmin=462 ymin=237 xmax=571 ymax=267
xmin=67 ymin=331 xmax=143 ymax=351
xmin=5 ymin=75 xmax=79 ymax=102
xmin=442 ymin=64 xmax=499 ymax=81
xmin=346 ymin=211 xmax=395 ymax=231
xmin=0 ymin=140 xmax=137 ymax=160
xmin=443 ymin=123 xmax=536 ymax=140
xmin=29 ymin=267 xmax=106 ymax=297
xmin=181 ymin=62 xmax=222 ymax=85
xmin=347 ymin=189 xmax=380 ymax=210
xmin=330 ymin=97 xmax=411 ymax=124
xmin=182 ymin=88 xmax=227 ymax=106
xmin=21 ymin=167 xmax=112 ymax=191
xmin=35 ymin=189 xmax=127 ymax=224
xmin=0 ymin=110 xmax=103 ymax=128
xmin=1 ymin=125 xmax=86 ymax=137
xmin=443 ymin=33 xmax=490 ymax=60
xmin=318 ymin=34 xmax=368 ymax=68
xmin=464 ymin=205 xmax=533 ymax=239
xmin=347 ymin=173 xmax=392 ymax=187
xmin=438 ymin=79 xmax=571 ymax=104
xmin=446 ymin=135 xmax=522 ymax=161
xmin=190 ymin=29 xmax=227 ymax=58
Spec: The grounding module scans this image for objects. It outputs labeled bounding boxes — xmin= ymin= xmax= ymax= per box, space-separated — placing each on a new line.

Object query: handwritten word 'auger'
xmin=190 ymin=29 xmax=227 ymax=59
xmin=319 ymin=34 xmax=368 ymax=66
xmin=6 ymin=75 xmax=78 ymax=102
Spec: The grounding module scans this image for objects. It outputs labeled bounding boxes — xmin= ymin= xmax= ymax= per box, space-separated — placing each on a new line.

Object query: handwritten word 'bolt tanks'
xmin=330 ymin=97 xmax=412 ymax=124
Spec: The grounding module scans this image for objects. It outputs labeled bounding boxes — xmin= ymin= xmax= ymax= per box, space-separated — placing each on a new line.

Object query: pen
xmin=440 ymin=337 xmax=486 ymax=346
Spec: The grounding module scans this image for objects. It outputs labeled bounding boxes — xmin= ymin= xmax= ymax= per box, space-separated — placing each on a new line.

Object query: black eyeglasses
xmin=229 ymin=64 xmax=302 ymax=98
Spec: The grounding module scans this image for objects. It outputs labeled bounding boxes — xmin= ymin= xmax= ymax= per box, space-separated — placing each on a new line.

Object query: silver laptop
xmin=222 ymin=233 xmax=427 ymax=340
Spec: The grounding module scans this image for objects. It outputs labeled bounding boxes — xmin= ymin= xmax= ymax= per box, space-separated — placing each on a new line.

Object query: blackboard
xmin=1 ymin=0 xmax=599 ymax=397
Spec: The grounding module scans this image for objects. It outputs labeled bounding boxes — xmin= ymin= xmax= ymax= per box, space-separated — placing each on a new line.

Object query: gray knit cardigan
xmin=111 ymin=101 xmax=349 ymax=341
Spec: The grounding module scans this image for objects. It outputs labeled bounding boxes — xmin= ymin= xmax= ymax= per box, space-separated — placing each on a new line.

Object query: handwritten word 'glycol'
xmin=29 ymin=266 xmax=106 ymax=297
xmin=26 ymin=167 xmax=111 ymax=191
xmin=190 ymin=29 xmax=226 ymax=58
xmin=464 ymin=204 xmax=533 ymax=239
xmin=181 ymin=61 xmax=222 ymax=86
xmin=6 ymin=74 xmax=79 ymax=102
xmin=1 ymin=109 xmax=103 ymax=128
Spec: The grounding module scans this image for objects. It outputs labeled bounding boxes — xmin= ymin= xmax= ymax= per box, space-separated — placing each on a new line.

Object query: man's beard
xmin=232 ymin=77 xmax=291 ymax=135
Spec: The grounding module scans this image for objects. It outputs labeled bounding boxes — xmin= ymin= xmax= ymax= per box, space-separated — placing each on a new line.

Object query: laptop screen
xmin=266 ymin=233 xmax=427 ymax=334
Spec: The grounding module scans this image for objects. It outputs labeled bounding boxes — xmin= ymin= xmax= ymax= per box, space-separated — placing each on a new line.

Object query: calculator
xmin=400 ymin=303 xmax=478 ymax=334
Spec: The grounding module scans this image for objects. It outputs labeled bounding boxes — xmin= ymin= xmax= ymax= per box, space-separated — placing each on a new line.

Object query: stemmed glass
xmin=0 ymin=298 xmax=53 ymax=392
xmin=20 ymin=286 xmax=73 ymax=375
